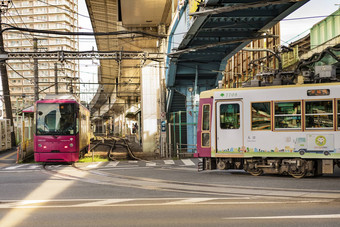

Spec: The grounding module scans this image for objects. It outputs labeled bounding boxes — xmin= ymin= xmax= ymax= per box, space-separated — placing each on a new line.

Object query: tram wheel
xmin=248 ymin=168 xmax=263 ymax=176
xmin=217 ymin=161 xmax=226 ymax=170
xmin=290 ymin=171 xmax=306 ymax=179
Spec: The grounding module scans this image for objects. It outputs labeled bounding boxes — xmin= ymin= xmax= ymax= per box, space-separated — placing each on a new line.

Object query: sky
xmin=77 ymin=0 xmax=98 ymax=103
xmin=280 ymin=0 xmax=340 ymax=45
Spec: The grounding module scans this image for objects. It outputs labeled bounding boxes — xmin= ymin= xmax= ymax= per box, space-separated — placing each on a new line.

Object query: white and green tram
xmin=196 ymin=83 xmax=340 ymax=178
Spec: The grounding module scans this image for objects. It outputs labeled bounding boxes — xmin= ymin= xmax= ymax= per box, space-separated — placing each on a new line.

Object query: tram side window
xmin=220 ymin=104 xmax=240 ymax=129
xmin=251 ymin=102 xmax=271 ymax=130
xmin=201 ymin=104 xmax=210 ymax=147
xmin=274 ymin=101 xmax=301 ymax=129
xmin=305 ymin=100 xmax=333 ymax=129
xmin=202 ymin=105 xmax=210 ymax=131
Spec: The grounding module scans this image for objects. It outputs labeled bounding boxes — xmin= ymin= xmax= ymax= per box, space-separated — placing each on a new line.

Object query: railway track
xmin=89 ymin=136 xmax=145 ymax=161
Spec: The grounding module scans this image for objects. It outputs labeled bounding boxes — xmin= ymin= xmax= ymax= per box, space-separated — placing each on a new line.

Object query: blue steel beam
xmin=166 ymin=0 xmax=310 ymax=112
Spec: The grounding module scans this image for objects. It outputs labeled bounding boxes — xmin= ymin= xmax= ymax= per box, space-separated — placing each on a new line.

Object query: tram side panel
xmin=78 ymin=104 xmax=91 ymax=155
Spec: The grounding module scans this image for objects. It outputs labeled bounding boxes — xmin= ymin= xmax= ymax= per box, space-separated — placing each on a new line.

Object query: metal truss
xmin=0 ymin=51 xmax=165 ymax=61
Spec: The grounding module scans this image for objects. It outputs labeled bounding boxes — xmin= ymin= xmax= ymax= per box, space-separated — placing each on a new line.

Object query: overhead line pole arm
xmin=1 ymin=51 xmax=165 ymax=61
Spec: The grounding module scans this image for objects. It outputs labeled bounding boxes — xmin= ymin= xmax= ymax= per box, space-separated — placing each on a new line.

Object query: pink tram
xmin=34 ymin=95 xmax=91 ymax=163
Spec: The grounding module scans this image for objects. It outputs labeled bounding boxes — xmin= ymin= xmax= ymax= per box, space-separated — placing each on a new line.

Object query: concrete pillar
xmin=141 ymin=62 xmax=160 ymax=153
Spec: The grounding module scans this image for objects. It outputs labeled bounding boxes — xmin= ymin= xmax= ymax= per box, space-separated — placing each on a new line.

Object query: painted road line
xmin=166 ymin=198 xmax=214 ymax=205
xmin=146 ymin=162 xmax=156 ymax=167
xmin=164 ymin=160 xmax=175 ymax=165
xmin=223 ymin=214 xmax=340 ymax=220
xmin=0 ymin=198 xmax=332 ymax=209
xmin=86 ymin=163 xmax=101 ymax=169
xmin=72 ymin=199 xmax=133 ymax=207
xmin=4 ymin=164 xmax=30 ymax=170
xmin=0 ymin=151 xmax=17 ymax=160
xmin=106 ymin=161 xmax=119 ymax=167
xmin=128 ymin=161 xmax=138 ymax=164
xmin=28 ymin=165 xmax=40 ymax=169
xmin=181 ymin=159 xmax=195 ymax=166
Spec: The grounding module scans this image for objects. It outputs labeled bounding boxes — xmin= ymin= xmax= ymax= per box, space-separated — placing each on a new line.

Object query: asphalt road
xmin=1 ymin=152 xmax=340 ymax=227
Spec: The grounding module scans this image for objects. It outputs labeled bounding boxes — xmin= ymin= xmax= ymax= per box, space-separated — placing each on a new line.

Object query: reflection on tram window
xmin=305 ymin=100 xmax=333 ymax=129
xmin=202 ymin=105 xmax=210 ymax=131
xmin=220 ymin=104 xmax=240 ymax=129
xmin=251 ymin=102 xmax=271 ymax=130
xmin=202 ymin=133 xmax=210 ymax=147
xmin=274 ymin=102 xmax=301 ymax=129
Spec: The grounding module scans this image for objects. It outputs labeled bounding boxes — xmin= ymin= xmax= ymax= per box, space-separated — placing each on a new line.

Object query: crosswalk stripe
xmin=86 ymin=163 xmax=101 ymax=168
xmin=105 ymin=161 xmax=119 ymax=167
xmin=164 ymin=160 xmax=175 ymax=165
xmin=181 ymin=159 xmax=195 ymax=166
xmin=4 ymin=164 xmax=30 ymax=170
xmin=146 ymin=162 xmax=156 ymax=167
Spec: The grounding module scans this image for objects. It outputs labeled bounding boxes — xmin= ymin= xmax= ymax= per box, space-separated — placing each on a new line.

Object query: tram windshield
xmin=36 ymin=103 xmax=76 ymax=135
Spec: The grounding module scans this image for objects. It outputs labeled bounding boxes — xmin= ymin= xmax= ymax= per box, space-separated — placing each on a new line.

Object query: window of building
xmin=251 ymin=102 xmax=271 ymax=130
xmin=274 ymin=101 xmax=301 ymax=129
xmin=305 ymin=100 xmax=333 ymax=129
xmin=220 ymin=103 xmax=240 ymax=129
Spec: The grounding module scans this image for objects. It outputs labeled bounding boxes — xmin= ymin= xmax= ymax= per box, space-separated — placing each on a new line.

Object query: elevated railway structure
xmin=83 ymin=0 xmax=310 ymax=157
xmin=165 ymin=0 xmax=309 ymax=153
xmin=2 ymin=1 xmax=310 ymax=157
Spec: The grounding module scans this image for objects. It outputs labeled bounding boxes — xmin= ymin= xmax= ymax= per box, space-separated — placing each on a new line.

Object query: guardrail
xmin=175 ymin=143 xmax=197 ymax=159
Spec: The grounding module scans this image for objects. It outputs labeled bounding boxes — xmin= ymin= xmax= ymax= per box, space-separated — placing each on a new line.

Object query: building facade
xmin=3 ymin=0 xmax=79 ymax=118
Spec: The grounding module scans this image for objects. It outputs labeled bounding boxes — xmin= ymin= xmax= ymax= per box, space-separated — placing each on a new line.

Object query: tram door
xmin=216 ymin=101 xmax=243 ymax=152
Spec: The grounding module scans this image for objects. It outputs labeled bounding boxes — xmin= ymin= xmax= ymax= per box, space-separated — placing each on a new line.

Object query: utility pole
xmin=54 ymin=63 xmax=58 ymax=94
xmin=33 ymin=38 xmax=39 ymax=101
xmin=0 ymin=0 xmax=16 ymax=147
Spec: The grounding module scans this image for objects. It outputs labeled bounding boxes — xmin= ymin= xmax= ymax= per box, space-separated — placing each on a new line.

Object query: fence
xmin=168 ymin=111 xmax=197 ymax=158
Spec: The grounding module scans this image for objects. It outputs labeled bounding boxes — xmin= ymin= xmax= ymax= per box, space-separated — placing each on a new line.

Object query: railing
xmin=175 ymin=143 xmax=197 ymax=159
xmin=17 ymin=139 xmax=34 ymax=163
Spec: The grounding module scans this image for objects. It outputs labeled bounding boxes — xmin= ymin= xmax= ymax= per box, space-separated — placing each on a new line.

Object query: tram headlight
xmin=69 ymin=143 xmax=73 ymax=148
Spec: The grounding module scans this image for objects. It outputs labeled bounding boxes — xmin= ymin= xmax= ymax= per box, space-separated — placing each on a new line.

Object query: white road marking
xmin=106 ymin=161 xmax=119 ymax=167
xmin=164 ymin=160 xmax=175 ymax=165
xmin=166 ymin=198 xmax=214 ymax=205
xmin=146 ymin=162 xmax=156 ymax=167
xmin=28 ymin=165 xmax=40 ymax=169
xmin=181 ymin=159 xmax=195 ymax=166
xmin=72 ymin=199 xmax=133 ymax=207
xmin=0 ymin=198 xmax=332 ymax=209
xmin=223 ymin=214 xmax=340 ymax=220
xmin=128 ymin=161 xmax=138 ymax=164
xmin=86 ymin=163 xmax=101 ymax=168
xmin=4 ymin=164 xmax=30 ymax=170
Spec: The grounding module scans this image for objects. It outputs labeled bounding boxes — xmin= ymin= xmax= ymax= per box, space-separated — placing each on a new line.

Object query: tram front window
xmin=37 ymin=103 xmax=76 ymax=135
